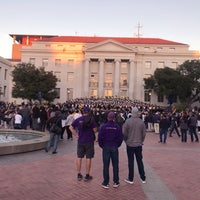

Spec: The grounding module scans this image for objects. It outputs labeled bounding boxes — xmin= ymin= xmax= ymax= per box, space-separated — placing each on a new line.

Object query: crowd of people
xmin=0 ymin=98 xmax=199 ymax=143
xmin=0 ymin=97 xmax=199 ymax=188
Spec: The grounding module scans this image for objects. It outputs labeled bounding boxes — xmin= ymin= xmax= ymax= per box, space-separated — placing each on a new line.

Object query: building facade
xmin=0 ymin=56 xmax=11 ymax=102
xmin=9 ymin=35 xmax=200 ymax=105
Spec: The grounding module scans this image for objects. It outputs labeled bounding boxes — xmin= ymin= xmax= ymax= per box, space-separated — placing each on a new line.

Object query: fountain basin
xmin=0 ymin=129 xmax=49 ymax=155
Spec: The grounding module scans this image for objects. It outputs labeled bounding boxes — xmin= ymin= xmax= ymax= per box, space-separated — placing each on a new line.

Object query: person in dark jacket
xmin=169 ymin=112 xmax=180 ymax=137
xmin=45 ymin=110 xmax=62 ymax=154
xmin=179 ymin=112 xmax=188 ymax=142
xmin=98 ymin=111 xmax=123 ymax=189
xmin=159 ymin=113 xmax=170 ymax=143
xmin=188 ymin=111 xmax=199 ymax=142
xmin=39 ymin=106 xmax=48 ymax=132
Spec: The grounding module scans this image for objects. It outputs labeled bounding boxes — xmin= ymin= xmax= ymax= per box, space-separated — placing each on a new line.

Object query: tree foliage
xmin=177 ymin=59 xmax=200 ymax=103
xmin=12 ymin=63 xmax=58 ymax=102
xmin=144 ymin=66 xmax=192 ymax=104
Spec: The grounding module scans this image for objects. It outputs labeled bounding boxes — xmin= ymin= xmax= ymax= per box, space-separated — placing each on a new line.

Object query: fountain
xmin=0 ymin=129 xmax=49 ymax=155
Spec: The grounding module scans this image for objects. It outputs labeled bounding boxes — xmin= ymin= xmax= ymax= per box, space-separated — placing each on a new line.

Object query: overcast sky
xmin=0 ymin=0 xmax=200 ymax=58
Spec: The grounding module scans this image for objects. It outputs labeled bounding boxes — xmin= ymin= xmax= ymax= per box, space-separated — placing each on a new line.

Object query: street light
xmin=149 ymin=90 xmax=152 ymax=104
xmin=67 ymin=89 xmax=70 ymax=100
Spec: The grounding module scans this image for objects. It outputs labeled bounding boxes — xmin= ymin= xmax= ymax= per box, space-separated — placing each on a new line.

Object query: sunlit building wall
xmin=11 ymin=35 xmax=200 ymax=105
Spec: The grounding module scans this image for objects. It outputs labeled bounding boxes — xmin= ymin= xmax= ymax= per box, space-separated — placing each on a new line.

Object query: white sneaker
xmin=140 ymin=178 xmax=146 ymax=184
xmin=124 ymin=179 xmax=134 ymax=184
xmin=101 ymin=183 xmax=109 ymax=189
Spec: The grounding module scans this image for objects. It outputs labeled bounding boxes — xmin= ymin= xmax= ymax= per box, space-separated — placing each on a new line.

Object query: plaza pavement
xmin=0 ymin=131 xmax=199 ymax=200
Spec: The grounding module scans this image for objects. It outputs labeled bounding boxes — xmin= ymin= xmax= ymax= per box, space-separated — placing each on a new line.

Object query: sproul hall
xmin=1 ymin=34 xmax=200 ymax=105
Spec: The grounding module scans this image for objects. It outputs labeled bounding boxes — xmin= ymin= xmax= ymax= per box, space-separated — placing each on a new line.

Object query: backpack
xmin=50 ymin=118 xmax=62 ymax=134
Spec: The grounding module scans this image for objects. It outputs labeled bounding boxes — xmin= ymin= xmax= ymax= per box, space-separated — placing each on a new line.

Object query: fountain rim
xmin=0 ymin=129 xmax=49 ymax=155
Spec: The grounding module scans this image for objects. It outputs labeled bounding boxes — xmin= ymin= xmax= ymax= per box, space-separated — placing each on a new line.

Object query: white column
xmin=84 ymin=59 xmax=89 ymax=97
xmin=114 ymin=59 xmax=120 ymax=96
xmin=128 ymin=60 xmax=135 ymax=99
xmin=98 ymin=59 xmax=104 ymax=97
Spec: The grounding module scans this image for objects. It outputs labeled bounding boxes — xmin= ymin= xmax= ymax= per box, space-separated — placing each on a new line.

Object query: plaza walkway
xmin=0 ymin=131 xmax=199 ymax=200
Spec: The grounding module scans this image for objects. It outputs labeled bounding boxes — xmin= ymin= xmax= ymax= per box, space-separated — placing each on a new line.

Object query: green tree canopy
xmin=144 ymin=66 xmax=192 ymax=104
xmin=177 ymin=59 xmax=200 ymax=103
xmin=12 ymin=63 xmax=58 ymax=102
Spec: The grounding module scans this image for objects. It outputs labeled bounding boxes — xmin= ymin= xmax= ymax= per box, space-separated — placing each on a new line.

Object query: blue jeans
xmin=126 ymin=145 xmax=146 ymax=181
xmin=102 ymin=146 xmax=119 ymax=185
xmin=46 ymin=132 xmax=60 ymax=152
xmin=181 ymin=129 xmax=187 ymax=142
xmin=159 ymin=128 xmax=168 ymax=143
xmin=189 ymin=126 xmax=199 ymax=142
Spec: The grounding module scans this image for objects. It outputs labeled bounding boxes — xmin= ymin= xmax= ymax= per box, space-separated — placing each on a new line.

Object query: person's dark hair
xmin=81 ymin=113 xmax=95 ymax=130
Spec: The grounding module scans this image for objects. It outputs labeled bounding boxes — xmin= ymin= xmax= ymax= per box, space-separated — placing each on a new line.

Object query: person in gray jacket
xmin=122 ymin=107 xmax=146 ymax=184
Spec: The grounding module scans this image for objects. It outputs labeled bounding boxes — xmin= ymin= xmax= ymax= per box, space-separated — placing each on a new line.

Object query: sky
xmin=0 ymin=0 xmax=200 ymax=58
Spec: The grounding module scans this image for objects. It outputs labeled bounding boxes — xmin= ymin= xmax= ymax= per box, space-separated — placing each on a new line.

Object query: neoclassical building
xmin=8 ymin=34 xmax=200 ymax=105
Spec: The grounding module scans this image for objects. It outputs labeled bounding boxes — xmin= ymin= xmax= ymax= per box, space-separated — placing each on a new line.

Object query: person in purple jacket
xmin=98 ymin=111 xmax=123 ymax=189
xmin=70 ymin=106 xmax=97 ymax=182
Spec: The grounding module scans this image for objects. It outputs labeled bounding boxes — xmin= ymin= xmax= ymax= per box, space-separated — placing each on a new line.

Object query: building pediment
xmin=85 ymin=39 xmax=135 ymax=53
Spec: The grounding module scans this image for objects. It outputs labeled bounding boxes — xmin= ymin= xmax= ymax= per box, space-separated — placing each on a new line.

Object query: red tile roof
xmin=41 ymin=36 xmax=186 ymax=45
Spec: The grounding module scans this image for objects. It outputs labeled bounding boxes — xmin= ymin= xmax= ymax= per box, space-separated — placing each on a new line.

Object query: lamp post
xmin=67 ymin=89 xmax=70 ymax=100
xmin=149 ymin=90 xmax=152 ymax=104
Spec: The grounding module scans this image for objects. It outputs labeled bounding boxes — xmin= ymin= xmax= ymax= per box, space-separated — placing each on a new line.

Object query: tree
xmin=12 ymin=63 xmax=58 ymax=102
xmin=144 ymin=67 xmax=192 ymax=104
xmin=177 ymin=59 xmax=200 ymax=103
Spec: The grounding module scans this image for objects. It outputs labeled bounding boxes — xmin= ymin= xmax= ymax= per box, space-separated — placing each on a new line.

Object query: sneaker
xmin=140 ymin=178 xmax=146 ymax=184
xmin=52 ymin=151 xmax=57 ymax=154
xmin=77 ymin=173 xmax=83 ymax=181
xmin=124 ymin=179 xmax=134 ymax=184
xmin=84 ymin=174 xmax=93 ymax=182
xmin=101 ymin=183 xmax=109 ymax=189
xmin=113 ymin=182 xmax=120 ymax=188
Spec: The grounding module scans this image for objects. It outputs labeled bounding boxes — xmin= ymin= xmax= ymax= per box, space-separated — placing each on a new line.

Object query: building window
xmin=144 ymin=74 xmax=152 ymax=79
xmin=55 ymin=59 xmax=61 ymax=67
xmin=4 ymin=69 xmax=7 ymax=80
xmin=90 ymin=89 xmax=98 ymax=97
xmin=104 ymin=89 xmax=112 ymax=97
xmin=172 ymin=62 xmax=178 ymax=68
xmin=67 ymin=72 xmax=74 ymax=82
xmin=3 ymin=86 xmax=6 ymax=97
xmin=145 ymin=61 xmax=152 ymax=69
xmin=66 ymin=88 xmax=73 ymax=100
xmin=55 ymin=88 xmax=60 ymax=99
xmin=104 ymin=73 xmax=113 ymax=87
xmin=54 ymin=71 xmax=61 ymax=82
xmin=120 ymin=89 xmax=127 ymax=97
xmin=120 ymin=73 xmax=128 ymax=86
xmin=157 ymin=94 xmax=164 ymax=102
xmin=121 ymin=60 xmax=128 ymax=70
xmin=157 ymin=47 xmax=163 ymax=51
xmin=169 ymin=47 xmax=175 ymax=51
xmin=158 ymin=61 xmax=165 ymax=68
xmin=42 ymin=58 xmax=48 ymax=67
xmin=90 ymin=73 xmax=98 ymax=87
xmin=144 ymin=90 xmax=151 ymax=102
xmin=68 ymin=59 xmax=74 ymax=67
xmin=0 ymin=87 xmax=2 ymax=96
xmin=29 ymin=58 xmax=35 ymax=65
